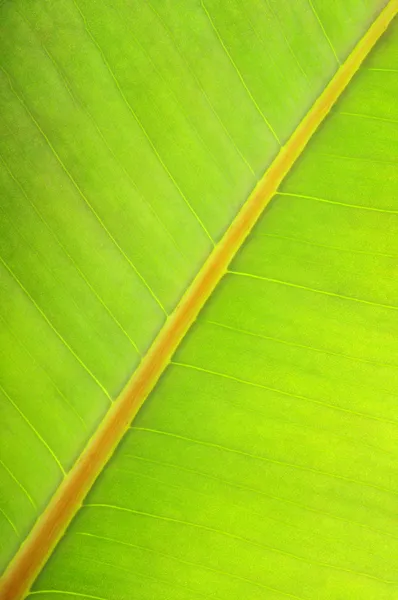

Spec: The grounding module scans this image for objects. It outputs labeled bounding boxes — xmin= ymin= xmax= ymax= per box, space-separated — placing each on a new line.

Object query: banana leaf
xmin=0 ymin=1 xmax=397 ymax=598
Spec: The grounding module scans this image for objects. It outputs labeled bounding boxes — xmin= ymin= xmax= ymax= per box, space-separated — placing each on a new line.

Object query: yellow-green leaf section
xmin=0 ymin=0 xmax=389 ymax=576
xmin=16 ymin=9 xmax=398 ymax=600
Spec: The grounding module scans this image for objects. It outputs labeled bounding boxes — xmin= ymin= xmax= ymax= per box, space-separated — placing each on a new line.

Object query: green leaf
xmin=0 ymin=0 xmax=396 ymax=598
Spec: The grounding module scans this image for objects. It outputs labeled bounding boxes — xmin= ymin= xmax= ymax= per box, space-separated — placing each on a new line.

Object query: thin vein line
xmin=276 ymin=191 xmax=398 ymax=213
xmin=0 ymin=199 xmax=128 ymax=352
xmin=263 ymin=0 xmax=310 ymax=85
xmin=203 ymin=317 xmax=398 ymax=370
xmin=164 ymin=362 xmax=398 ymax=452
xmin=0 ymin=205 xmax=132 ymax=397
xmin=0 ymin=506 xmax=19 ymax=537
xmin=74 ymin=531 xmax=306 ymax=600
xmin=201 ymin=0 xmax=281 ymax=144
xmin=72 ymin=0 xmax=215 ymax=246
xmin=112 ymin=463 xmax=381 ymax=557
xmin=228 ymin=268 xmax=398 ymax=311
xmin=37 ymin=37 xmax=188 ymax=265
xmin=197 ymin=320 xmax=398 ymax=422
xmin=132 ymin=355 xmax=397 ymax=454
xmin=338 ymin=110 xmax=398 ymax=125
xmin=0 ymin=64 xmax=169 ymax=315
xmin=168 ymin=360 xmax=398 ymax=427
xmin=0 ymin=252 xmax=112 ymax=401
xmin=105 ymin=1 xmax=235 ymax=187
xmin=120 ymin=453 xmax=398 ymax=541
xmin=28 ymin=591 xmax=109 ymax=600
xmin=0 ymin=308 xmax=88 ymax=430
xmin=33 ymin=14 xmax=186 ymax=258
xmin=132 ymin=425 xmax=398 ymax=498
xmin=128 ymin=378 xmax=391 ymax=456
xmin=317 ymin=150 xmax=397 ymax=166
xmin=239 ymin=2 xmax=302 ymax=100
xmin=307 ymin=0 xmax=340 ymax=64
xmin=0 ymin=150 xmax=142 ymax=358
xmin=366 ymin=66 xmax=398 ymax=72
xmin=0 ymin=460 xmax=37 ymax=509
xmin=254 ymin=231 xmax=398 ymax=259
xmin=147 ymin=0 xmax=256 ymax=175
xmin=75 ymin=552 xmax=223 ymax=600
xmin=83 ymin=502 xmax=396 ymax=583
xmin=0 ymin=383 xmax=66 ymax=475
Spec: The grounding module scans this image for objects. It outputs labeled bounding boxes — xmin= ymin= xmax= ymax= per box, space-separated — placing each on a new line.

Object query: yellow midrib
xmin=1 ymin=1 xmax=397 ymax=598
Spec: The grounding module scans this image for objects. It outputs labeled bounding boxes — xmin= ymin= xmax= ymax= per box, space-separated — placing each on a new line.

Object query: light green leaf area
xmin=27 ymin=15 xmax=398 ymax=600
xmin=0 ymin=0 xmax=386 ymax=572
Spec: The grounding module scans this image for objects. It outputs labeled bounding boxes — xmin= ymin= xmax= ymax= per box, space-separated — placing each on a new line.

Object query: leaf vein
xmin=228 ymin=268 xmax=398 ymax=310
xmin=0 ymin=384 xmax=66 ymax=475
xmin=0 ymin=252 xmax=111 ymax=400
xmin=83 ymin=502 xmax=396 ymax=583
xmin=74 ymin=531 xmax=306 ymax=600
xmin=72 ymin=0 xmax=215 ymax=247
xmin=131 ymin=425 xmax=398 ymax=497
xmin=121 ymin=453 xmax=398 ymax=541
xmin=170 ymin=360 xmax=398 ymax=427
xmin=0 ymin=65 xmax=168 ymax=315
xmin=276 ymin=191 xmax=398 ymax=213
xmin=0 ymin=459 xmax=37 ymax=509
xmin=200 ymin=0 xmax=281 ymax=144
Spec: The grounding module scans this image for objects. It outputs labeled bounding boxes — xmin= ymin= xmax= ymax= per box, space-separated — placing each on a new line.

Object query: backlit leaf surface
xmin=0 ymin=0 xmax=388 ymax=573
xmin=24 ymin=14 xmax=398 ymax=600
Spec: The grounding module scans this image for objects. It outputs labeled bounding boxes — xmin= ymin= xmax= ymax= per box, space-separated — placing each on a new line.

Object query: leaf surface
xmin=0 ymin=0 xmax=389 ymax=575
xmin=16 ymin=10 xmax=398 ymax=600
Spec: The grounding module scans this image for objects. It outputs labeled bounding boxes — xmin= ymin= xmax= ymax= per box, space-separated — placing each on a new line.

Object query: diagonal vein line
xmin=37 ymin=37 xmax=187 ymax=267
xmin=28 ymin=592 xmax=109 ymax=600
xmin=131 ymin=425 xmax=398 ymax=498
xmin=147 ymin=1 xmax=256 ymax=176
xmin=114 ymin=4 xmax=233 ymax=188
xmin=0 ymin=205 xmax=131 ymax=399
xmin=201 ymin=0 xmax=281 ymax=144
xmin=0 ymin=384 xmax=66 ymax=476
xmin=254 ymin=231 xmax=398 ymax=259
xmin=83 ymin=502 xmax=396 ymax=583
xmin=276 ymin=191 xmax=398 ymax=213
xmin=0 ymin=65 xmax=168 ymax=316
xmin=366 ymin=66 xmax=398 ymax=72
xmin=264 ymin=0 xmax=310 ymax=85
xmin=0 ymin=308 xmax=88 ymax=431
xmin=228 ymin=268 xmax=398 ymax=311
xmin=170 ymin=360 xmax=398 ymax=426
xmin=73 ymin=531 xmax=306 ymax=600
xmin=316 ymin=150 xmax=397 ymax=166
xmin=119 ymin=453 xmax=398 ymax=540
xmin=111 ymin=463 xmax=385 ymax=553
xmin=72 ymin=0 xmax=215 ymax=247
xmin=0 ymin=460 xmax=37 ymax=510
xmin=203 ymin=318 xmax=398 ymax=370
xmin=0 ymin=253 xmax=111 ymax=401
xmin=307 ymin=0 xmax=340 ymax=64
xmin=338 ymin=110 xmax=398 ymax=125
xmin=0 ymin=507 xmax=19 ymax=537
xmin=74 ymin=552 xmax=223 ymax=600
xmin=0 ymin=151 xmax=141 ymax=359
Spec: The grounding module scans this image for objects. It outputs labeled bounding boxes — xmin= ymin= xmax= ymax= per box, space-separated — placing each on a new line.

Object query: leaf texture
xmin=0 ymin=0 xmax=388 ymax=574
xmin=20 ymin=11 xmax=398 ymax=600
